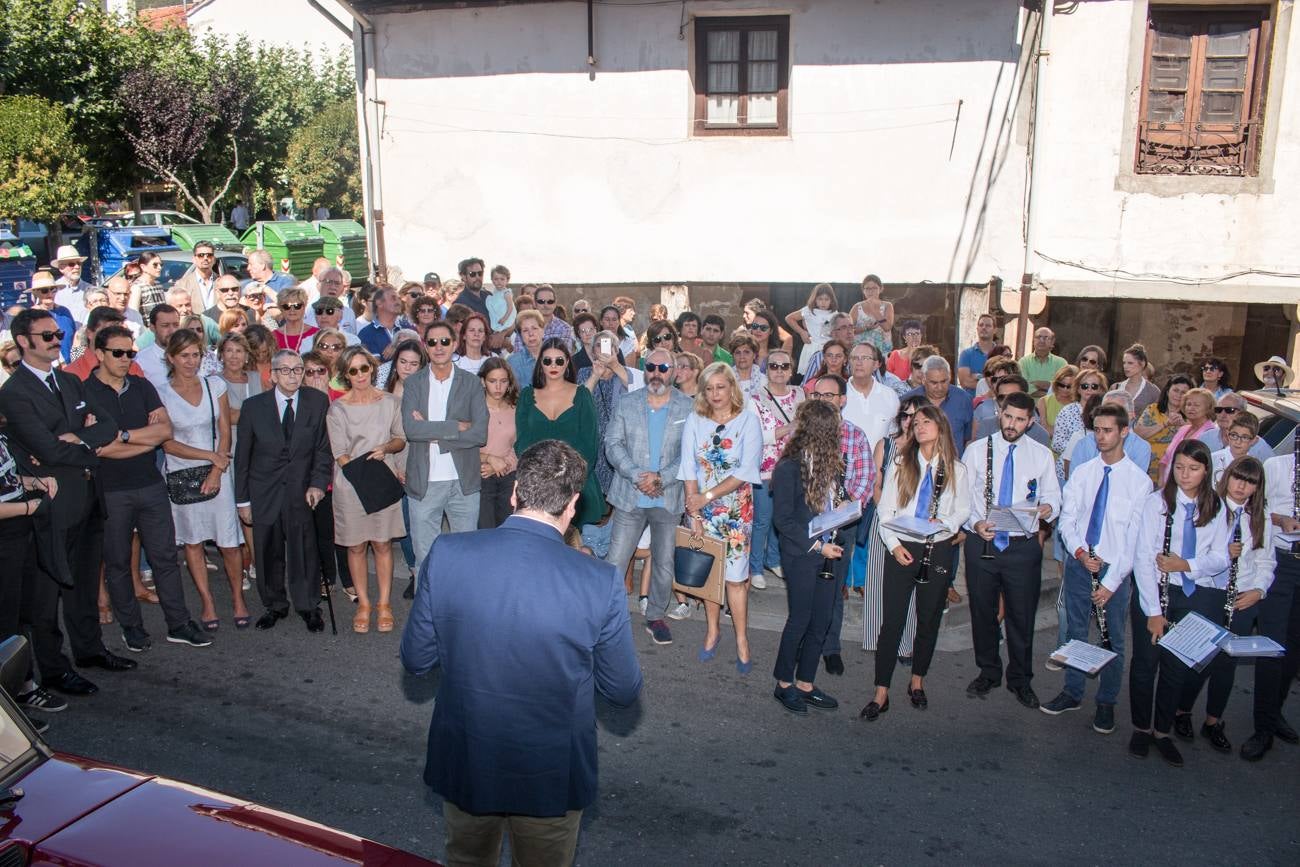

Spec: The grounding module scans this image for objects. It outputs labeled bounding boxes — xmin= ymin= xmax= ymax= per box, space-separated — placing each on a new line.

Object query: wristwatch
xmin=704 ymin=489 xmax=714 ymax=502
xmin=119 ymin=429 xmax=131 ymax=444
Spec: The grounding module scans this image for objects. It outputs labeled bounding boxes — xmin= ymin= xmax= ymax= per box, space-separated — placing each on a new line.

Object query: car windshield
xmin=218 ymin=256 xmax=250 ymax=281
xmin=157 ymin=260 xmax=191 ymax=289
xmin=0 ymin=699 xmax=34 ymax=778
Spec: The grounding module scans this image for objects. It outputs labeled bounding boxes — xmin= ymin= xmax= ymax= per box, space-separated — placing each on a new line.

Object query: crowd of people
xmin=0 ymin=252 xmax=1296 ymax=769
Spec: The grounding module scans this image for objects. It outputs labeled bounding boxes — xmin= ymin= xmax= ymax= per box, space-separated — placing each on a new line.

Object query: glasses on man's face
xmin=1264 ymin=365 xmax=1281 ymax=374
xmin=644 ymin=362 xmax=672 ymax=373
xmin=416 ymin=307 xmax=436 ymax=316
xmin=105 ymin=348 xmax=137 ymax=359
xmin=851 ymin=355 xmax=873 ymax=365
xmin=274 ymin=366 xmax=305 ymax=376
xmin=281 ymin=303 xmax=304 ymax=311
xmin=317 ymin=342 xmax=342 ymax=353
xmin=306 ymin=367 xmax=327 ymax=377
xmin=195 ymin=252 xmax=215 ymax=259
xmin=767 ymin=361 xmax=792 ymax=371
xmin=220 ymin=286 xmax=241 ymax=294
xmin=536 ymin=298 xmax=556 ymax=306
xmin=811 ymin=391 xmax=840 ymax=401
xmin=1078 ymin=382 xmax=1102 ymax=392
xmin=541 ymin=356 xmax=567 ymax=367
xmin=36 ymin=330 xmax=65 ymax=343
xmin=465 ymin=270 xmax=483 ymax=278
xmin=427 ymin=337 xmax=453 ymax=348
xmin=1214 ymin=406 xmax=1239 ymax=415
xmin=1226 ymin=431 xmax=1252 ymax=444
xmin=348 ymin=364 xmax=372 ymax=376
xmin=318 ymin=306 xmax=339 ymax=316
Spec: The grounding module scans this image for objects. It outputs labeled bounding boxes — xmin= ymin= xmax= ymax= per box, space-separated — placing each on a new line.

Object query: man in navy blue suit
xmin=401 ymin=439 xmax=642 ymax=866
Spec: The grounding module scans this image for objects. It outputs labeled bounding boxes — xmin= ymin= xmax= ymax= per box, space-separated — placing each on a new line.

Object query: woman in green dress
xmin=514 ymin=337 xmax=606 ymax=526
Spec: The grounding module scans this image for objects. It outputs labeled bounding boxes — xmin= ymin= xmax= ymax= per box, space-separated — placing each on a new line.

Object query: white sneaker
xmin=750 ymin=573 xmax=767 ymax=590
xmin=766 ymin=565 xmax=784 ymax=579
xmin=1044 ymin=658 xmax=1064 ymax=672
xmin=638 ymin=595 xmax=648 ymax=616
xmin=667 ymin=602 xmax=691 ymax=621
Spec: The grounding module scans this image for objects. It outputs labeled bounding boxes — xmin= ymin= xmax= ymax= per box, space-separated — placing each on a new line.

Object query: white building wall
xmin=1032 ymin=0 xmax=1300 ymax=305
xmin=367 ymin=0 xmax=1031 ymax=287
xmin=187 ymin=0 xmax=351 ymax=56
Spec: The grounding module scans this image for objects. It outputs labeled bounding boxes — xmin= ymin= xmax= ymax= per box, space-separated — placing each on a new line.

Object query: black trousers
xmin=311 ymin=490 xmax=352 ymax=590
xmin=1252 ymin=553 xmax=1300 ymax=735
xmin=253 ymin=512 xmax=320 ymax=616
xmin=876 ymin=539 xmax=954 ymax=689
xmin=1153 ymin=588 xmax=1242 ymax=733
xmin=478 ymin=471 xmax=515 ymax=530
xmin=1180 ymin=587 xmax=1257 ymax=720
xmin=820 ymin=519 xmax=857 ymax=656
xmin=1129 ymin=586 xmax=1162 ymax=730
xmin=0 ymin=514 xmax=43 ymax=683
xmin=772 ymin=551 xmax=837 ymax=685
xmin=963 ymin=534 xmax=1042 ymax=688
xmin=102 ymin=481 xmax=192 ymax=632
xmin=33 ymin=481 xmax=106 ymax=661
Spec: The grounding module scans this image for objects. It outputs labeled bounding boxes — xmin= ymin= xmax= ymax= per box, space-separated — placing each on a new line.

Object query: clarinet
xmin=1224 ymin=517 xmax=1241 ymax=630
xmin=1159 ymin=508 xmax=1174 ymax=623
xmin=980 ymin=436 xmax=995 ymax=560
xmin=1088 ymin=545 xmax=1111 ymax=649
xmin=1290 ymin=425 xmax=1300 ymax=558
xmin=915 ymin=460 xmax=947 ymax=585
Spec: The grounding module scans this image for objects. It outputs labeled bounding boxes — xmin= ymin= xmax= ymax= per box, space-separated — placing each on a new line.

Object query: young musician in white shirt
xmin=960 ymin=391 xmax=1060 ymax=711
xmin=1132 ymin=439 xmax=1228 ymax=767
xmin=1243 ymin=440 xmax=1300 ymax=761
xmin=1041 ymin=404 xmax=1151 ymax=734
xmin=1175 ymin=456 xmax=1271 ymax=755
xmin=862 ymin=405 xmax=970 ymax=721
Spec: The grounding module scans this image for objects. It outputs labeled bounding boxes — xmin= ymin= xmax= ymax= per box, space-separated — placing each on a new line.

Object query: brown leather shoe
xmin=353 ymin=604 xmax=371 ymax=634
xmin=376 ymin=604 xmax=395 ymax=633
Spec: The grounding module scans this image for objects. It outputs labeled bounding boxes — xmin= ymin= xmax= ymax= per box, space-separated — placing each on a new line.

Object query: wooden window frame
xmin=693 ymin=15 xmax=790 ymax=137
xmin=1135 ymin=5 xmax=1272 ymax=176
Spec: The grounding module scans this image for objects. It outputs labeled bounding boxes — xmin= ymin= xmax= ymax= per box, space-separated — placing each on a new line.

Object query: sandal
xmin=234 ymin=616 xmax=251 ymax=629
xmin=202 ymin=619 xmax=220 ymax=632
xmin=98 ymin=605 xmax=113 ymax=625
xmin=353 ymin=604 xmax=371 ymax=634
xmin=344 ymin=587 xmax=358 ymax=603
xmin=135 ymin=590 xmax=160 ymax=605
xmin=376 ymin=604 xmax=395 ymax=633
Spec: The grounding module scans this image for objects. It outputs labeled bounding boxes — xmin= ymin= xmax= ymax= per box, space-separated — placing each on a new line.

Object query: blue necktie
xmin=993 ymin=444 xmax=1016 ymax=552
xmin=1084 ymin=466 xmax=1110 ymax=550
xmin=1180 ymin=502 xmax=1197 ymax=596
xmin=914 ymin=465 xmax=934 ymax=519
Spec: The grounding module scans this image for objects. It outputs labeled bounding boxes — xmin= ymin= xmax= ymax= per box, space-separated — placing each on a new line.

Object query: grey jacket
xmin=400 ymin=364 xmax=489 ymax=499
xmin=604 ymin=388 xmax=694 ymax=514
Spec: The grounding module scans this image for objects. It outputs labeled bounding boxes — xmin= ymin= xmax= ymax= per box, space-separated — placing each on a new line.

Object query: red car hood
xmin=10 ymin=754 xmax=436 ymax=866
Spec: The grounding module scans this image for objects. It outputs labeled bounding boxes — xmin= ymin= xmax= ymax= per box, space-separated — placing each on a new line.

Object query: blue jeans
xmin=1062 ymin=557 xmax=1129 ymax=706
xmin=748 ymin=482 xmax=781 ymax=577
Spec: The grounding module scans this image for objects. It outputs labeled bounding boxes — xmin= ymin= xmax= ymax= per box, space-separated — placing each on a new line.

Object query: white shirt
xmin=136 ymin=342 xmax=168 ymax=390
xmin=960 ymin=432 xmax=1061 ymax=533
xmin=426 ymin=369 xmax=459 ymax=482
xmin=876 ymin=451 xmax=971 ymax=551
xmin=1133 ymin=490 xmax=1231 ymax=616
xmin=21 ymin=360 xmax=58 ymax=391
xmin=842 ymin=377 xmax=900 ymax=447
xmin=1263 ymin=452 xmax=1297 ymax=551
xmin=1209 ymin=498 xmax=1275 ymax=598
xmin=192 ymin=271 xmax=217 ymax=309
xmin=1059 ymin=454 xmax=1152 ymax=591
xmin=305 ymin=301 xmax=358 ymax=335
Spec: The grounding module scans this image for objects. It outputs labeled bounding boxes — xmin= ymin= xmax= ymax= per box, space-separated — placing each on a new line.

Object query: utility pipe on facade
xmin=1017 ymin=0 xmax=1054 ymax=358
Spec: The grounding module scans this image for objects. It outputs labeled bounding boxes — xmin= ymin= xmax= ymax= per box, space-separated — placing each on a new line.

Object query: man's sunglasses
xmin=536 ymin=299 xmax=556 ymax=306
xmin=426 ymin=337 xmax=453 ymax=348
xmin=195 ymin=252 xmax=215 ymax=259
xmin=1214 ymin=406 xmax=1239 ymax=415
xmin=317 ymin=306 xmax=339 ymax=315
xmin=33 ymin=330 xmax=64 ymax=343
xmin=465 ymin=270 xmax=483 ymax=277
xmin=644 ymin=363 xmax=672 ymax=373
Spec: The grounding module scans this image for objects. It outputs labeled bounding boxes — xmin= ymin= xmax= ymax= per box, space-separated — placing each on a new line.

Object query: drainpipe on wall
xmin=310 ymin=0 xmax=385 ymax=279
xmin=1017 ymin=0 xmax=1054 ymax=358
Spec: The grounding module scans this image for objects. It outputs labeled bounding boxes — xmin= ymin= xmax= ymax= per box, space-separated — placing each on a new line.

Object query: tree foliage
xmin=0 ymin=95 xmax=94 ymax=222
xmin=286 ymin=98 xmax=363 ymax=220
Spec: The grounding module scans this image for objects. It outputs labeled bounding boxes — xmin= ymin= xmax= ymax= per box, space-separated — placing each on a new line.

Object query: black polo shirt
xmin=84 ymin=373 xmax=164 ymax=492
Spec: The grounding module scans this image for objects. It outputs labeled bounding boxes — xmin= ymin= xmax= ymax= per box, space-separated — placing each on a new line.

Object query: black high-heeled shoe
xmin=859 ymin=699 xmax=889 ymax=722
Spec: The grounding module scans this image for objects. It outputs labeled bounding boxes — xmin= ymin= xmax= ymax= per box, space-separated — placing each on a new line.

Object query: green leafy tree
xmin=0 ymin=95 xmax=93 ymax=222
xmin=285 ymin=98 xmax=362 ymax=220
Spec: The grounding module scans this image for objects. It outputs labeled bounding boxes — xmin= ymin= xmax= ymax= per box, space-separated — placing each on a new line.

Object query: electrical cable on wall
xmin=1035 ymin=251 xmax=1300 ymax=285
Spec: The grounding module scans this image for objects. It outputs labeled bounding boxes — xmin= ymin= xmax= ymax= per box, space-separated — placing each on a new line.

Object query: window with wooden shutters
xmin=1136 ymin=7 xmax=1271 ymax=176
xmin=694 ymin=16 xmax=789 ymax=136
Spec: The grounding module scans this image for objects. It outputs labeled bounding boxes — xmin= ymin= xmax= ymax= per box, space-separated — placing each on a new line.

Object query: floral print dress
xmin=678 ymin=411 xmax=763 ymax=583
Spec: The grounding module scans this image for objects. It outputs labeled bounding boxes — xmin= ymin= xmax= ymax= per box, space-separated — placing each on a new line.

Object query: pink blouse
xmin=1158 ymin=420 xmax=1215 ymax=483
xmin=485 ymin=403 xmax=518 ymax=471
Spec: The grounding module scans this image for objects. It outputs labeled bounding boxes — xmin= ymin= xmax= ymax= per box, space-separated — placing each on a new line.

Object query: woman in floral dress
xmin=679 ymin=362 xmax=763 ymax=672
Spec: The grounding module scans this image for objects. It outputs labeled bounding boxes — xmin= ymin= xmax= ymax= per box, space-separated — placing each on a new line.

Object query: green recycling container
xmin=314 ymin=220 xmax=369 ymax=287
xmin=169 ymin=223 xmax=242 ymax=252
xmin=239 ymin=221 xmax=323 ymax=281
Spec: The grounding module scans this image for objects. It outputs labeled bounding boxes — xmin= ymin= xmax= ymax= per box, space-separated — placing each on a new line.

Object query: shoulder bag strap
xmin=204 ymin=378 xmax=216 ymax=451
xmin=763 ymin=387 xmax=792 ymax=424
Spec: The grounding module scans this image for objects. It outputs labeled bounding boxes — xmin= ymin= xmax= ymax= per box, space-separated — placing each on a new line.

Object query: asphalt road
xmin=38 ymin=575 xmax=1300 ymax=866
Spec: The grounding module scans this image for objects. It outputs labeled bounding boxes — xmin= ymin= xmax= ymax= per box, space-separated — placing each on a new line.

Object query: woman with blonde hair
xmin=180 ymin=313 xmax=222 ymax=377
xmin=1158 ymin=386 xmax=1217 ymax=484
xmin=1038 ymin=364 xmax=1079 ymax=439
xmin=328 ymin=345 xmax=408 ymax=633
xmin=218 ymin=307 xmax=249 ymax=335
xmin=674 ymin=351 xmax=703 ymax=397
xmin=1051 ymin=368 xmax=1107 ymax=485
xmin=242 ymin=323 xmax=275 ymax=390
xmin=678 ymin=362 xmax=763 ymax=671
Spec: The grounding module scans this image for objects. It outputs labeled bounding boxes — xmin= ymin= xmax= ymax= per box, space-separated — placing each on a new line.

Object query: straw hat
xmin=30 ymin=271 xmax=57 ymax=291
xmin=1254 ymin=355 xmax=1295 ymax=388
xmin=51 ymin=244 xmax=87 ymax=266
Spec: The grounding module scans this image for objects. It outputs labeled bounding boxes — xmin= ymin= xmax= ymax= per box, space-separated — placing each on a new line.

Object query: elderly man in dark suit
xmin=604 ymin=347 xmax=694 ymax=646
xmin=0 ymin=308 xmax=132 ymax=700
xmin=401 ymin=439 xmax=642 ymax=866
xmin=235 ymin=349 xmax=334 ymax=632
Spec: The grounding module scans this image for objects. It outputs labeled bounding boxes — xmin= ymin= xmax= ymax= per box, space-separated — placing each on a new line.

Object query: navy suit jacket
xmin=400 ymin=515 xmax=642 ymax=817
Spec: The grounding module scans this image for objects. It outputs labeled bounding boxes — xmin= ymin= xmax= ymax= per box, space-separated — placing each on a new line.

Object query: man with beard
xmin=960 ymin=391 xmax=1060 ymax=710
xmin=603 ymin=347 xmax=695 ymax=645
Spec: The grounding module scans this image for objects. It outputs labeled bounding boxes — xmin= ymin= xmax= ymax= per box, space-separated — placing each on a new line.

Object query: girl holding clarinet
xmin=1132 ymin=439 xmax=1228 ymax=767
xmin=1172 ymin=455 xmax=1270 ymax=754
xmin=862 ymin=404 xmax=969 ymax=720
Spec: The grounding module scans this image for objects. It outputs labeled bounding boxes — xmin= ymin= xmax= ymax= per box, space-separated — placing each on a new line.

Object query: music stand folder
xmin=341 ymin=457 xmax=404 ymax=515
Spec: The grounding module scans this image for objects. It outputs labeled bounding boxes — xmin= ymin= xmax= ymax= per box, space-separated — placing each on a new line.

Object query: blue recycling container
xmin=90 ymin=226 xmax=180 ymax=283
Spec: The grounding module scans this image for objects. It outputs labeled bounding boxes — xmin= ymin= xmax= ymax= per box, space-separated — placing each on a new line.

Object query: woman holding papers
xmin=1173 ymin=456 xmax=1271 ymax=754
xmin=862 ymin=404 xmax=969 ymax=720
xmin=1131 ymin=439 xmax=1228 ymax=767
xmin=770 ymin=400 xmax=851 ymax=714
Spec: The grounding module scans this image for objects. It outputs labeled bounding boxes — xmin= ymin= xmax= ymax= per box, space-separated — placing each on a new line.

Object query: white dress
xmin=159 ymin=376 xmax=242 ymax=548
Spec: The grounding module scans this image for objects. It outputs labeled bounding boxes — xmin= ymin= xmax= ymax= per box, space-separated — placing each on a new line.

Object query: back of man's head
xmin=514 ymin=440 xmax=587 ymax=518
xmin=86 ymin=306 xmax=125 ymax=333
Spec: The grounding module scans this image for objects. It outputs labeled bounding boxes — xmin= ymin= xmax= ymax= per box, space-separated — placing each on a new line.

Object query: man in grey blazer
xmin=401 ymin=321 xmax=488 ymax=582
xmin=604 ymin=348 xmax=695 ymax=645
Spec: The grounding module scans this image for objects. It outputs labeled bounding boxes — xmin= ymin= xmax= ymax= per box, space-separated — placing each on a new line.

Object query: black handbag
xmin=166 ymin=379 xmax=220 ymax=506
xmin=673 ymin=531 xmax=716 ymax=588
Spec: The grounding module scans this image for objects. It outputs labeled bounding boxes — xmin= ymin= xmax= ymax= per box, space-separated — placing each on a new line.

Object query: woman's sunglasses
xmin=768 ymin=362 xmax=792 ymax=371
xmin=1078 ymin=382 xmax=1103 ymax=391
xmin=541 ymin=356 xmax=567 ymax=367
xmin=348 ymin=364 xmax=372 ymax=376
xmin=281 ymin=303 xmax=304 ymax=311
xmin=652 ymin=333 xmax=674 ymax=343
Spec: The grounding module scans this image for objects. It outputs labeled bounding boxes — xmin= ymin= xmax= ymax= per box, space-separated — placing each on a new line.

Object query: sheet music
xmin=1220 ymin=635 xmax=1286 ymax=658
xmin=985 ymin=503 xmax=1039 ymax=534
xmin=808 ymin=499 xmax=862 ymax=540
xmin=1276 ymin=531 xmax=1300 ymax=545
xmin=881 ymin=514 xmax=945 ymax=538
xmin=1159 ymin=611 xmax=1229 ymax=671
xmin=1049 ymin=640 xmax=1118 ymax=676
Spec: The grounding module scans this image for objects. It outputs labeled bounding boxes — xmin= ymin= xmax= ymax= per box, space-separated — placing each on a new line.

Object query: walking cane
xmin=322 ymin=575 xmax=338 ymax=635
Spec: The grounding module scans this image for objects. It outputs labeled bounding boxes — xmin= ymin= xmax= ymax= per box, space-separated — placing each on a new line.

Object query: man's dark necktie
xmin=282 ymin=397 xmax=295 ymax=440
xmin=45 ymin=372 xmax=61 ymax=400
